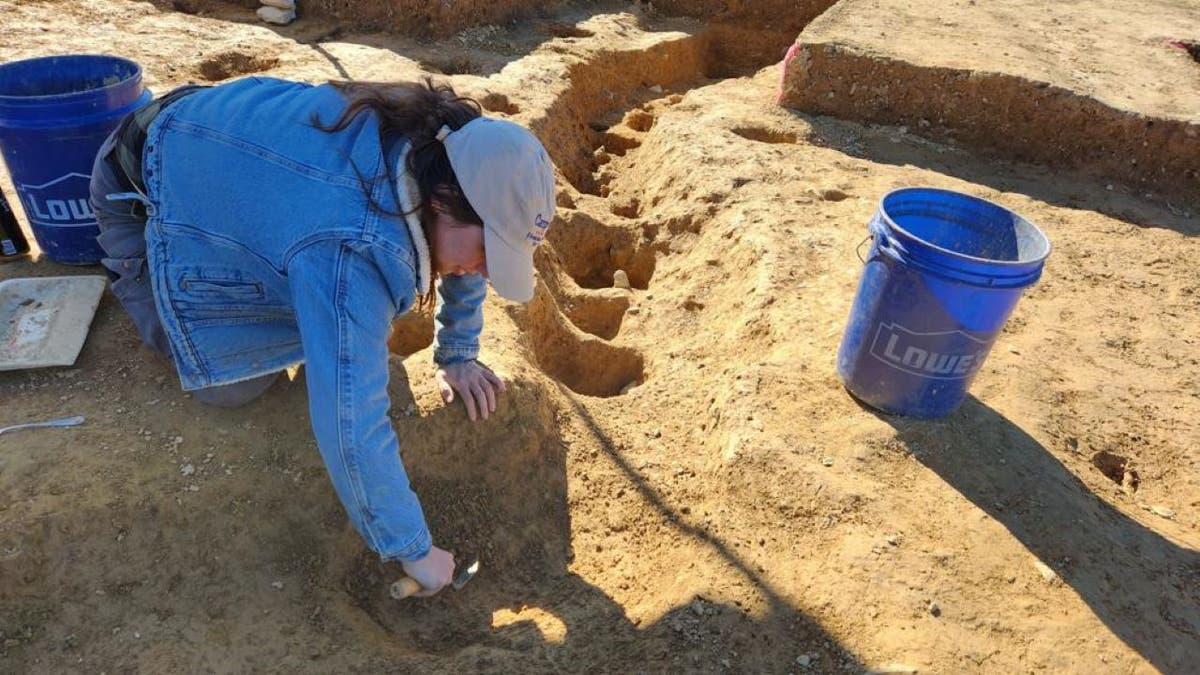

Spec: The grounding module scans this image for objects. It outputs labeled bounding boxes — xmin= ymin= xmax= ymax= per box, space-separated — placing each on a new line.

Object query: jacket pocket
xmin=179 ymin=276 xmax=265 ymax=300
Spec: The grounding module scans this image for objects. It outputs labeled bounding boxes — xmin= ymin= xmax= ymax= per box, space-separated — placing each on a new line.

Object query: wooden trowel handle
xmin=390 ymin=576 xmax=423 ymax=600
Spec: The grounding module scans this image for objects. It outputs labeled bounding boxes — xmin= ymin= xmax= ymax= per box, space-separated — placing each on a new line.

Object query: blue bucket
xmin=837 ymin=187 xmax=1051 ymax=418
xmin=0 ymin=55 xmax=152 ymax=264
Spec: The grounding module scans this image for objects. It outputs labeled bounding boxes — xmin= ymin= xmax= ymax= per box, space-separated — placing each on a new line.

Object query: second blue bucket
xmin=837 ymin=187 xmax=1051 ymax=418
xmin=0 ymin=55 xmax=152 ymax=264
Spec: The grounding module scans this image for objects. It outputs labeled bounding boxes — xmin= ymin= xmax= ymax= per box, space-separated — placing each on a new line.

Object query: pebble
xmin=691 ymin=600 xmax=705 ymax=616
xmin=257 ymin=5 xmax=296 ymax=24
xmin=180 ymin=464 xmax=195 ymax=477
xmin=272 ymin=581 xmax=284 ymax=590
xmin=1033 ymin=560 xmax=1060 ymax=584
xmin=796 ymin=654 xmax=813 ymax=667
xmin=868 ymin=665 xmax=919 ymax=674
xmin=613 ymin=269 xmax=632 ymax=289
xmin=928 ymin=601 xmax=941 ymax=617
xmin=1149 ymin=505 xmax=1176 ymax=519
xmin=821 ymin=457 xmax=835 ymax=467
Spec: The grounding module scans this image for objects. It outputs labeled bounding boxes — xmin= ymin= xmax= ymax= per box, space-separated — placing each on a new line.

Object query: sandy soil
xmin=1 ymin=1 xmax=1198 ymax=673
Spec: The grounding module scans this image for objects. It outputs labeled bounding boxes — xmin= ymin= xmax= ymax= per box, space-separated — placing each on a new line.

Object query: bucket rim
xmin=0 ymin=53 xmax=144 ymax=105
xmin=876 ymin=186 xmax=1053 ymax=268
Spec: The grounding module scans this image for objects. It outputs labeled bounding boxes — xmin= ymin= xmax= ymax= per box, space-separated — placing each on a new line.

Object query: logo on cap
xmin=526 ymin=213 xmax=550 ymax=246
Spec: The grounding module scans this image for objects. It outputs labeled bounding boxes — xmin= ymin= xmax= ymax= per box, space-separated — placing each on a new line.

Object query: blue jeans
xmin=89 ymin=129 xmax=278 ymax=407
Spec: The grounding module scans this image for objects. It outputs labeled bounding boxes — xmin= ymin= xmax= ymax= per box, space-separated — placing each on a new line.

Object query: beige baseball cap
xmin=437 ymin=118 xmax=556 ymax=303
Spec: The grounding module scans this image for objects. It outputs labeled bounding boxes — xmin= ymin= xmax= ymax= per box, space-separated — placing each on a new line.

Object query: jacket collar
xmin=394 ymin=141 xmax=432 ymax=296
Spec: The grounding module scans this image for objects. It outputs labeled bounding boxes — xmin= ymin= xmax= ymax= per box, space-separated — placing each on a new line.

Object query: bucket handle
xmin=854 ymin=235 xmax=872 ymax=263
xmin=857 ymin=214 xmax=905 ymax=264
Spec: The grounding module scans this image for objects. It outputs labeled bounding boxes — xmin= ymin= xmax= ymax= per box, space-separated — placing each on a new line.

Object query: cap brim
xmin=483 ymin=224 xmax=535 ymax=302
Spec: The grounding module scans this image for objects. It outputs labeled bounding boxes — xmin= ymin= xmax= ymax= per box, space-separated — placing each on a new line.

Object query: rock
xmin=1149 ymin=505 xmax=1176 ymax=519
xmin=613 ymin=269 xmax=632 ymax=289
xmin=821 ymin=457 xmax=834 ymax=467
xmin=691 ymin=600 xmax=704 ymax=616
xmin=928 ymin=601 xmax=941 ymax=617
xmin=180 ymin=464 xmax=195 ymax=477
xmin=796 ymin=654 xmax=813 ymax=667
xmin=271 ymin=581 xmax=284 ymax=589
xmin=256 ymin=6 xmax=296 ymax=24
xmin=867 ymin=665 xmax=919 ymax=674
xmin=1033 ymin=559 xmax=1060 ymax=584
xmin=820 ymin=188 xmax=850 ymax=202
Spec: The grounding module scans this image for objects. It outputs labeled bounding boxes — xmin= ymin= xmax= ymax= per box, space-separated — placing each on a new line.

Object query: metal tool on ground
xmin=390 ymin=556 xmax=480 ymax=600
xmin=0 ymin=414 xmax=85 ymax=437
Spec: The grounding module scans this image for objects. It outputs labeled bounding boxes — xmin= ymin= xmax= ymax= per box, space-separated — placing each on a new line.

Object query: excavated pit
xmin=338 ymin=379 xmax=571 ymax=650
xmin=509 ymin=283 xmax=645 ymax=398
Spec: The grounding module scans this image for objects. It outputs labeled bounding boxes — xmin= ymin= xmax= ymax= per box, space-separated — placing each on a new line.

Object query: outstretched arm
xmin=289 ymin=241 xmax=433 ymax=562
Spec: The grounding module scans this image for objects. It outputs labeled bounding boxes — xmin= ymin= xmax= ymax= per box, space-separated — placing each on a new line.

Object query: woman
xmin=89 ymin=76 xmax=557 ymax=596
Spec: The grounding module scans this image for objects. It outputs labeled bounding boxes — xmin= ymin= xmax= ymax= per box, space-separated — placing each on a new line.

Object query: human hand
xmin=435 ymin=360 xmax=506 ymax=421
xmin=401 ymin=545 xmax=456 ymax=597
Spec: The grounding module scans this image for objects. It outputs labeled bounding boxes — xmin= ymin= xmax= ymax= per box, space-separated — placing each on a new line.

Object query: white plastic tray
xmin=0 ymin=275 xmax=107 ymax=371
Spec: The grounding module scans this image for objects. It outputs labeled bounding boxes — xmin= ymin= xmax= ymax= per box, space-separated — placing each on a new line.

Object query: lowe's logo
xmin=869 ymin=322 xmax=992 ymax=380
xmin=18 ymin=173 xmax=96 ymax=227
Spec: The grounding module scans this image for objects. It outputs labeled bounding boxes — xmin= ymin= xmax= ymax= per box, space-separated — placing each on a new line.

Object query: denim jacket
xmin=140 ymin=77 xmax=486 ymax=561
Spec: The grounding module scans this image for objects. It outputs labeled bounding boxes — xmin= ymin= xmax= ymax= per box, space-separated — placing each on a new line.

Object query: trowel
xmin=390 ymin=556 xmax=480 ymax=600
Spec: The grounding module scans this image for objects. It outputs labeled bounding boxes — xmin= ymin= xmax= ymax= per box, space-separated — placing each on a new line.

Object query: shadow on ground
xmin=179 ymin=0 xmax=660 ymax=80
xmin=868 ymin=396 xmax=1200 ymax=674
xmin=346 ymin=374 xmax=865 ymax=672
xmin=800 ymin=113 xmax=1200 ymax=237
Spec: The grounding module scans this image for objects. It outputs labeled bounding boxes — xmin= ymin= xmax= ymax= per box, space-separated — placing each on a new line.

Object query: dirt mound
xmin=780 ymin=0 xmax=1200 ymax=210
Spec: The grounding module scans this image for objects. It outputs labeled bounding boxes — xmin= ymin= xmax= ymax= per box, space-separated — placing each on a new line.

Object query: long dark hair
xmin=312 ymin=77 xmax=484 ymax=307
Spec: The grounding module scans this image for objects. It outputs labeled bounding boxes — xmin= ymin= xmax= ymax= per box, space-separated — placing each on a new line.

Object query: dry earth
xmin=1 ymin=1 xmax=1198 ymax=673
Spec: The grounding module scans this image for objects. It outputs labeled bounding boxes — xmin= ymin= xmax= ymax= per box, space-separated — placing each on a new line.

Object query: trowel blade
xmin=452 ymin=557 xmax=480 ymax=591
